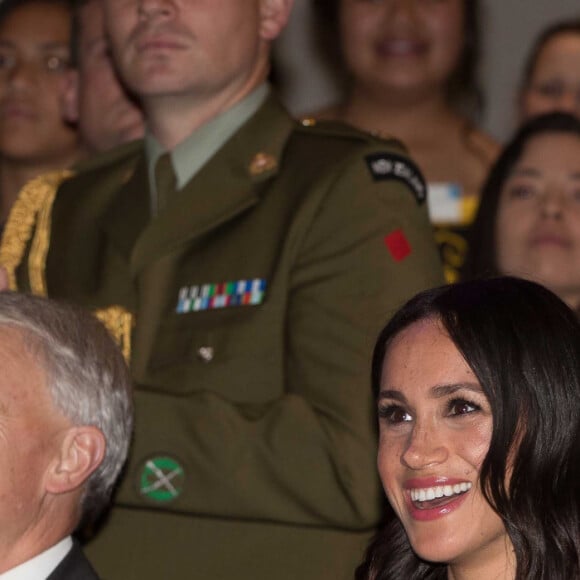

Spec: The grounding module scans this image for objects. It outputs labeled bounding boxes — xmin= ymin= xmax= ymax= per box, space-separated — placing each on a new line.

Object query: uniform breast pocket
xmin=142 ymin=303 xmax=284 ymax=403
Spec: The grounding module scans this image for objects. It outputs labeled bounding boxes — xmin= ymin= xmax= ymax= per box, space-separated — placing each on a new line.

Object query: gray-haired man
xmin=0 ymin=292 xmax=132 ymax=580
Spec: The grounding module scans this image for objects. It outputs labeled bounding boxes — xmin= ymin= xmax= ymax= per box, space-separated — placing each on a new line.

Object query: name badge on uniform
xmin=176 ymin=278 xmax=267 ymax=313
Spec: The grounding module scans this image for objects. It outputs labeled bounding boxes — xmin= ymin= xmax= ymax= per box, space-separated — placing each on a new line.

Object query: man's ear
xmin=45 ymin=426 xmax=106 ymax=495
xmin=259 ymin=0 xmax=294 ymax=41
xmin=62 ymin=68 xmax=80 ymax=124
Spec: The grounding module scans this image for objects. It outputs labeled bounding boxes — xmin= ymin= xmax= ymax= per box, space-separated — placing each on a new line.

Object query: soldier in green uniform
xmin=0 ymin=0 xmax=444 ymax=578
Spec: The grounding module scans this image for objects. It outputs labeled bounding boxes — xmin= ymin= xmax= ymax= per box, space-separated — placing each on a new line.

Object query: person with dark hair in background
xmin=463 ymin=112 xmax=580 ymax=314
xmin=312 ymin=0 xmax=499 ymax=283
xmin=0 ymin=291 xmax=132 ymax=580
xmin=0 ymin=0 xmax=443 ymax=578
xmin=357 ymin=276 xmax=580 ymax=579
xmin=62 ymin=0 xmax=144 ymax=154
xmin=0 ymin=0 xmax=85 ymax=225
xmin=519 ymin=19 xmax=580 ymax=122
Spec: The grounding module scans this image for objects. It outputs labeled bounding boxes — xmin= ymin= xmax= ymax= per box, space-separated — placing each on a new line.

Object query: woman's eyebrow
xmin=377 ymin=389 xmax=406 ymax=403
xmin=431 ymin=382 xmax=483 ymax=398
xmin=378 ymin=383 xmax=483 ymax=402
xmin=509 ymin=167 xmax=541 ymax=178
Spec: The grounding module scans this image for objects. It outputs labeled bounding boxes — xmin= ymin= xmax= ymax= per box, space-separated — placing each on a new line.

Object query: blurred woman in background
xmin=518 ymin=19 xmax=580 ymax=122
xmin=313 ymin=0 xmax=499 ymax=282
xmin=463 ymin=112 xmax=580 ymax=313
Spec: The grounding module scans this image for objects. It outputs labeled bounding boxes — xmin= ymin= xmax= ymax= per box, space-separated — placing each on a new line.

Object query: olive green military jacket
xmin=2 ymin=96 xmax=443 ymax=580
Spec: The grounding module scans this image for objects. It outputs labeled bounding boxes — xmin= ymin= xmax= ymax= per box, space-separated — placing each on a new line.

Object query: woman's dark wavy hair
xmin=462 ymin=111 xmax=580 ymax=280
xmin=520 ymin=19 xmax=580 ymax=94
xmin=313 ymin=0 xmax=482 ymax=117
xmin=356 ymin=276 xmax=580 ymax=580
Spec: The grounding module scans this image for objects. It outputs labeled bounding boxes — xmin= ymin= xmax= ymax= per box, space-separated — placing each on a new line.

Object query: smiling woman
xmin=356 ymin=277 xmax=580 ymax=580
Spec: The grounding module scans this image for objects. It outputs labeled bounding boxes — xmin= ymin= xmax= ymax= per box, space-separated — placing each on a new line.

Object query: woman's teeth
xmin=410 ymin=482 xmax=472 ymax=503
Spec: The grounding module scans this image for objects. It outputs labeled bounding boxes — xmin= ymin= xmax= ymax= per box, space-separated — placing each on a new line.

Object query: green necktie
xmin=154 ymin=152 xmax=176 ymax=213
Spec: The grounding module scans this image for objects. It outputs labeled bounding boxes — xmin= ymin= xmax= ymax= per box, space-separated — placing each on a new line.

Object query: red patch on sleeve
xmin=385 ymin=229 xmax=412 ymax=262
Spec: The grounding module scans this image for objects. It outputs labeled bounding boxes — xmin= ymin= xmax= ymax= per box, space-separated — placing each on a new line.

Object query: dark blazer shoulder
xmin=47 ymin=541 xmax=100 ymax=580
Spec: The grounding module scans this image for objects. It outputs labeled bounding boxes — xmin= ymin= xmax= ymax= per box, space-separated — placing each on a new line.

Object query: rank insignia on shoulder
xmin=176 ymin=278 xmax=267 ymax=313
xmin=365 ymin=152 xmax=427 ymax=205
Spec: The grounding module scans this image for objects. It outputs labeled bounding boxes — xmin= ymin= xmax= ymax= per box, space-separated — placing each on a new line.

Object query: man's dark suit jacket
xmin=47 ymin=542 xmax=99 ymax=580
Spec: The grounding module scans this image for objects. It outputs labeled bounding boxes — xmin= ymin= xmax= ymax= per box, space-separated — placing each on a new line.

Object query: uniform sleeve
xmin=282 ymin=143 xmax=443 ymax=525
xmin=121 ymin=142 xmax=444 ymax=530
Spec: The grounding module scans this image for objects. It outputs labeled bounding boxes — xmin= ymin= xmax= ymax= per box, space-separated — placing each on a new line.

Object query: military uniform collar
xmin=124 ymin=92 xmax=295 ymax=275
xmin=145 ymin=83 xmax=270 ymax=213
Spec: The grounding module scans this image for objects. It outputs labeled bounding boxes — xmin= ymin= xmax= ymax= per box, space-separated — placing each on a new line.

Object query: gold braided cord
xmin=0 ymin=172 xmax=134 ymax=362
xmin=94 ymin=306 xmax=134 ymax=362
xmin=29 ymin=184 xmax=59 ymax=296
xmin=0 ymin=170 xmax=73 ymax=292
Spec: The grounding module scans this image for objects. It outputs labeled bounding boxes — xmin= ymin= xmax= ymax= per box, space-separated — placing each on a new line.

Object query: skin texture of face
xmin=0 ymin=1 xmax=79 ymax=164
xmin=339 ymin=0 xmax=465 ymax=102
xmin=378 ymin=319 xmax=512 ymax=578
xmin=496 ymin=133 xmax=580 ymax=310
xmin=101 ymin=0 xmax=291 ymax=149
xmin=103 ymin=0 xmax=273 ymax=108
xmin=520 ymin=33 xmax=580 ymax=121
xmin=0 ymin=326 xmax=73 ymax=571
xmin=72 ymin=0 xmax=144 ymax=152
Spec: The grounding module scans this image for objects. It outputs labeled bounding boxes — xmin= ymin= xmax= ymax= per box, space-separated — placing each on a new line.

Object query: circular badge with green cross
xmin=139 ymin=456 xmax=185 ymax=503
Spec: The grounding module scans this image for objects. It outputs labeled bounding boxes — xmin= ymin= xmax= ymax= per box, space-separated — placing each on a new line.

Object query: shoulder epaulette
xmin=296 ymin=117 xmax=407 ymax=151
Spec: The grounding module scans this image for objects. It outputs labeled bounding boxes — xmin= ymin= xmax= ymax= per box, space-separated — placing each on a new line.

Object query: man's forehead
xmin=0 ymin=326 xmax=52 ymax=408
xmin=0 ymin=325 xmax=35 ymax=364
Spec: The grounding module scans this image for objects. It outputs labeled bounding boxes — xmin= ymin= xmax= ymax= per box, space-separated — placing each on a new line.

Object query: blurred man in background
xmin=63 ymin=0 xmax=144 ymax=154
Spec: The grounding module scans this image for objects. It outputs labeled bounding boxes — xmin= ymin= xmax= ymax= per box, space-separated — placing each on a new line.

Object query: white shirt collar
xmin=0 ymin=537 xmax=73 ymax=580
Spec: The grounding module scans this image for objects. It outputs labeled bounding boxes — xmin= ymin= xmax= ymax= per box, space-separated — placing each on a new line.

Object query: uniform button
xmin=197 ymin=346 xmax=214 ymax=363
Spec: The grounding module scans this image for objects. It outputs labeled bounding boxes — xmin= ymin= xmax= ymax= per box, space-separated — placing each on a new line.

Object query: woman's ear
xmin=45 ymin=426 xmax=106 ymax=495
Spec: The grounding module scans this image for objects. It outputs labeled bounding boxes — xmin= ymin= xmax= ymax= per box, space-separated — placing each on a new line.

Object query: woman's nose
xmin=539 ymin=188 xmax=565 ymax=220
xmin=401 ymin=422 xmax=449 ymax=470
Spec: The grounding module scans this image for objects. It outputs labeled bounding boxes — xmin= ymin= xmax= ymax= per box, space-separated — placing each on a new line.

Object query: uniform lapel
xmin=129 ymin=95 xmax=295 ymax=277
xmin=101 ymin=153 xmax=151 ymax=262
